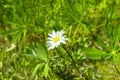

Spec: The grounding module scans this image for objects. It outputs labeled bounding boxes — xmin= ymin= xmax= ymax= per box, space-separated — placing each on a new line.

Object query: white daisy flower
xmin=47 ymin=30 xmax=67 ymax=50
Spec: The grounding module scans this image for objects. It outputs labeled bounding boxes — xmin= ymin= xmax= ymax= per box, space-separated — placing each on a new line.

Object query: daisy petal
xmin=47 ymin=30 xmax=67 ymax=50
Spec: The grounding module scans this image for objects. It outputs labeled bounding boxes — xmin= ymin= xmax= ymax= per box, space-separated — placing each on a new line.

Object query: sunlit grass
xmin=0 ymin=0 xmax=120 ymax=80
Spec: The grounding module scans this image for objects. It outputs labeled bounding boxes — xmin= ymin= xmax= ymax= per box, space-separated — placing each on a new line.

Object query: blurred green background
xmin=0 ymin=0 xmax=120 ymax=80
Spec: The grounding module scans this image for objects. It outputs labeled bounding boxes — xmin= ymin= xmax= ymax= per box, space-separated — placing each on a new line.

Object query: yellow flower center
xmin=53 ymin=36 xmax=60 ymax=43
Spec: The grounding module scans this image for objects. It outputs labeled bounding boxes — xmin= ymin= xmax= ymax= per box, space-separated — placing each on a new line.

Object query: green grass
xmin=0 ymin=0 xmax=120 ymax=80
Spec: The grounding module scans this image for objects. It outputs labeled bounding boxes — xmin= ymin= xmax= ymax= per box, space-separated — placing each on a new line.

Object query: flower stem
xmin=62 ymin=45 xmax=76 ymax=67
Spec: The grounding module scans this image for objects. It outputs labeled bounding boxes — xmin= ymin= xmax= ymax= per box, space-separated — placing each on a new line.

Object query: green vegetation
xmin=0 ymin=0 xmax=120 ymax=80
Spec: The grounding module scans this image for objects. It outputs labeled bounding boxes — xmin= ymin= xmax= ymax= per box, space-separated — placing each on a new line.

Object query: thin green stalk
xmin=62 ymin=45 xmax=76 ymax=67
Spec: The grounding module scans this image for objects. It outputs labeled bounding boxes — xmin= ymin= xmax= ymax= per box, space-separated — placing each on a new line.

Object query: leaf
xmin=10 ymin=31 xmax=22 ymax=44
xmin=99 ymin=0 xmax=107 ymax=10
xmin=43 ymin=63 xmax=49 ymax=78
xmin=93 ymin=35 xmax=107 ymax=49
xmin=105 ymin=23 xmax=112 ymax=38
xmin=32 ymin=49 xmax=38 ymax=58
xmin=23 ymin=53 xmax=35 ymax=58
xmin=83 ymin=48 xmax=109 ymax=60
xmin=35 ymin=43 xmax=48 ymax=62
xmin=113 ymin=54 xmax=120 ymax=66
xmin=22 ymin=29 xmax=27 ymax=38
xmin=0 ymin=27 xmax=24 ymax=36
xmin=115 ymin=25 xmax=120 ymax=41
xmin=4 ymin=20 xmax=19 ymax=26
xmin=30 ymin=63 xmax=44 ymax=80
xmin=1 ymin=29 xmax=19 ymax=36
